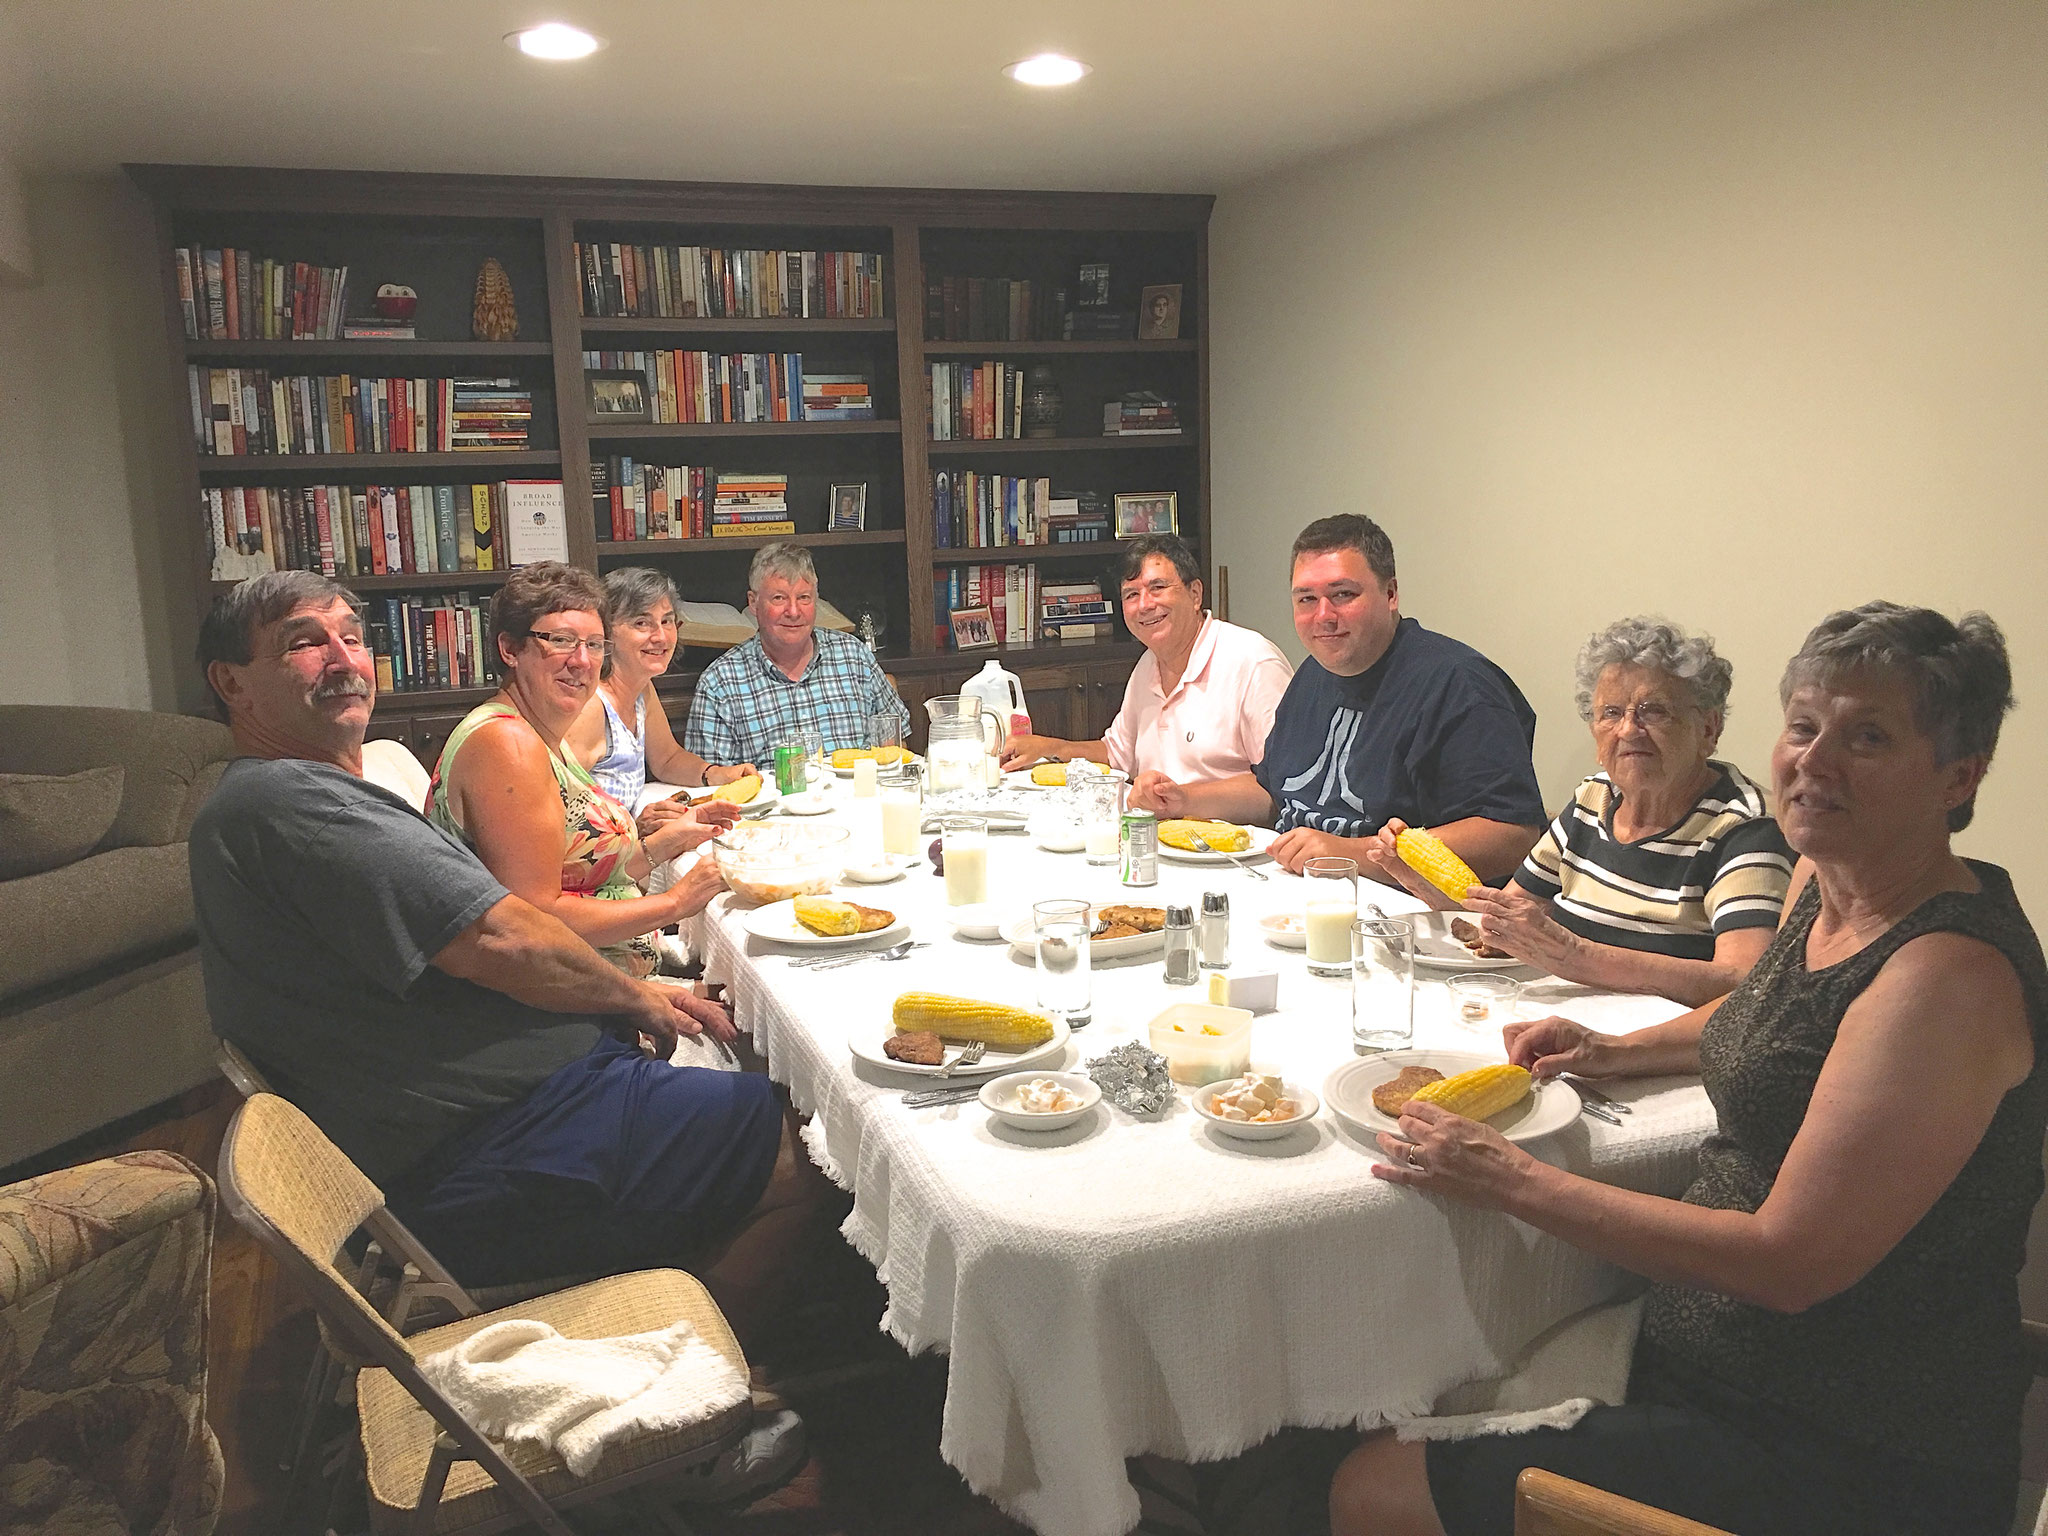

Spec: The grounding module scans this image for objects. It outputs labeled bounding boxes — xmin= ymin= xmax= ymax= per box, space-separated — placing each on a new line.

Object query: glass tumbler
xmin=867 ymin=710 xmax=903 ymax=763
xmin=941 ymin=815 xmax=989 ymax=906
xmin=1352 ymin=916 xmax=1415 ymax=1052
xmin=1078 ymin=769 xmax=1128 ymax=866
xmin=798 ymin=726 xmax=826 ymax=790
xmin=879 ymin=764 xmax=924 ymax=856
xmin=1033 ymin=898 xmax=1092 ymax=1028
xmin=1304 ymin=856 xmax=1359 ymax=977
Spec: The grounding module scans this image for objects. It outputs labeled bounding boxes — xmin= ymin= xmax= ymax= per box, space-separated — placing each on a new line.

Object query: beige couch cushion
xmin=0 ymin=766 xmax=125 ymax=879
xmin=0 ymin=844 xmax=195 ymax=1006
xmin=0 ymin=706 xmax=234 ymax=852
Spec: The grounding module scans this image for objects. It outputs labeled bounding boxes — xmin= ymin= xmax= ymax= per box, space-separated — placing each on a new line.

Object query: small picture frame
xmin=586 ymin=369 xmax=650 ymax=424
xmin=829 ymin=482 xmax=868 ymax=532
xmin=949 ymin=605 xmax=996 ymax=651
xmin=1138 ymin=284 xmax=1183 ymax=340
xmin=1113 ymin=492 xmax=1178 ymax=538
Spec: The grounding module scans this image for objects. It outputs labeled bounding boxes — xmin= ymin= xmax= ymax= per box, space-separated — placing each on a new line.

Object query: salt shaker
xmin=1199 ymin=891 xmax=1230 ymax=970
xmin=1162 ymin=904 xmax=1199 ymax=985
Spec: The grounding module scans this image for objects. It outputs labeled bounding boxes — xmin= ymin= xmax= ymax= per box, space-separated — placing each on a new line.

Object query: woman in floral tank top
xmin=429 ymin=564 xmax=735 ymax=977
xmin=1332 ymin=603 xmax=2044 ymax=1536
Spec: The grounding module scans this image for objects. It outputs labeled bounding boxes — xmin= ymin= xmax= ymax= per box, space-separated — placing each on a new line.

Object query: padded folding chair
xmin=1514 ymin=1467 xmax=1734 ymax=1536
xmin=217 ymin=1092 xmax=755 ymax=1536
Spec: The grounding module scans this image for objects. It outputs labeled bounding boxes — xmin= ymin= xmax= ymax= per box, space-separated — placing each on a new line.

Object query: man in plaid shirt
xmin=685 ymin=543 xmax=909 ymax=767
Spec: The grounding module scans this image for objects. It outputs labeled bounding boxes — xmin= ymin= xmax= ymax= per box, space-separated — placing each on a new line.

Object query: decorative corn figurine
xmin=710 ymin=773 xmax=761 ymax=805
xmin=893 ymin=993 xmax=1055 ymax=1050
xmin=1159 ymin=819 xmax=1250 ymax=853
xmin=1395 ymin=827 xmax=1480 ymax=901
xmin=793 ymin=896 xmax=862 ymax=937
xmin=1408 ymin=1064 xmax=1532 ymax=1121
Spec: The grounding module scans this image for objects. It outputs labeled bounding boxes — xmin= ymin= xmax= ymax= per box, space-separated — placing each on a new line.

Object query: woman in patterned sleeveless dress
xmin=1333 ymin=602 xmax=2044 ymax=1536
xmin=563 ymin=567 xmax=760 ymax=819
xmin=429 ymin=564 xmax=729 ymax=978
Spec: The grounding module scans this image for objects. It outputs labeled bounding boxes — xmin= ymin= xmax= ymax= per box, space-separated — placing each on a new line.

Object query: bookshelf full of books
xmin=137 ymin=166 xmax=1207 ymax=749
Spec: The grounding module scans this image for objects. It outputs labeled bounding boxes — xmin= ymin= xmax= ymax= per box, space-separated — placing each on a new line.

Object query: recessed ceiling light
xmin=1005 ymin=53 xmax=1089 ymax=88
xmin=506 ymin=23 xmax=605 ymax=61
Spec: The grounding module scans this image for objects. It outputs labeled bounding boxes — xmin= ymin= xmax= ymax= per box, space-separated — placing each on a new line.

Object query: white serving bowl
xmin=710 ymin=822 xmax=849 ymax=905
xmin=1190 ymin=1076 xmax=1319 ymax=1140
xmin=945 ymin=904 xmax=1005 ymax=940
xmin=979 ymin=1071 xmax=1100 ymax=1132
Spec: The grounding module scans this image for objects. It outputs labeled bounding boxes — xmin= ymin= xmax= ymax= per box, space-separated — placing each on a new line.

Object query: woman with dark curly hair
xmin=1337 ymin=601 xmax=2045 ymax=1536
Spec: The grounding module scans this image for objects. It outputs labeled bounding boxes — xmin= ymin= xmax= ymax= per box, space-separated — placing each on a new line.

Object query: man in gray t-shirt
xmin=188 ymin=572 xmax=818 ymax=1341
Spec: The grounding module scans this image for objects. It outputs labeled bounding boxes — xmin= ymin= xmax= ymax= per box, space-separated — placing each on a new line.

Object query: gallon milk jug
xmin=962 ymin=658 xmax=1030 ymax=739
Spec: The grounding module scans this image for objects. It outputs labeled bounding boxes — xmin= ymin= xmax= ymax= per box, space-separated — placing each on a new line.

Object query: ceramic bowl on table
xmin=1190 ymin=1076 xmax=1320 ymax=1140
xmin=710 ymin=822 xmax=849 ymax=905
xmin=979 ymin=1071 xmax=1100 ymax=1132
xmin=1258 ymin=912 xmax=1307 ymax=950
xmin=946 ymin=904 xmax=1006 ymax=941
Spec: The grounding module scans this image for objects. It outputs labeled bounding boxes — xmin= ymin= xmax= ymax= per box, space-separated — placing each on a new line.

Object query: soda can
xmin=1120 ymin=809 xmax=1159 ymax=887
xmin=773 ymin=741 xmax=806 ymax=797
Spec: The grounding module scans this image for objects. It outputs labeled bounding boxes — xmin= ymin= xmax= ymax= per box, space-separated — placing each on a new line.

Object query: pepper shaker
xmin=1199 ymin=891 xmax=1230 ymax=970
xmin=1162 ymin=904 xmax=1199 ymax=986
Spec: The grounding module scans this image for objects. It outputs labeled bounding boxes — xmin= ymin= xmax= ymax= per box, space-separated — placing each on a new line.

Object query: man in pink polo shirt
xmin=998 ymin=535 xmax=1292 ymax=783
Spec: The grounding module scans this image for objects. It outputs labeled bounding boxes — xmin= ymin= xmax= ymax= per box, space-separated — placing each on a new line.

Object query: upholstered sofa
xmin=0 ymin=706 xmax=235 ymax=1168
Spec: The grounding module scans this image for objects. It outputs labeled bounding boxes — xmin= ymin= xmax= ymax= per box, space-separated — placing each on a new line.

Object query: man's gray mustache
xmin=312 ymin=678 xmax=372 ymax=700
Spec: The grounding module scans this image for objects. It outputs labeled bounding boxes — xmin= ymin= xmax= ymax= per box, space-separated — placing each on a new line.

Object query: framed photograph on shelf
xmin=949 ymin=606 xmax=996 ymax=651
xmin=1113 ymin=492 xmax=1178 ymax=539
xmin=829 ymin=483 xmax=868 ymax=532
xmin=585 ymin=369 xmax=650 ymax=424
xmin=1138 ymin=284 xmax=1183 ymax=340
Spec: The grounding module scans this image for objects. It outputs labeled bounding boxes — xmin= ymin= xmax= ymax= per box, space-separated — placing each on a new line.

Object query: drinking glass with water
xmin=1034 ymin=897 xmax=1092 ymax=1028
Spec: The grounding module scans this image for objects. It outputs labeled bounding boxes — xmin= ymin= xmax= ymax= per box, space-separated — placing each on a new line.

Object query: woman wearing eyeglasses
xmin=1366 ymin=617 xmax=1791 ymax=1005
xmin=428 ymin=561 xmax=728 ymax=976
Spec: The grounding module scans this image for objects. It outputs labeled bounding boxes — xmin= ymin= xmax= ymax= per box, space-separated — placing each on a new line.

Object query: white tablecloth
xmin=695 ymin=796 xmax=1712 ymax=1536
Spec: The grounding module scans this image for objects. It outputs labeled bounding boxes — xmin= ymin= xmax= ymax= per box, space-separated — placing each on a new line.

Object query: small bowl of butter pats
xmin=979 ymin=1071 xmax=1100 ymax=1132
xmin=1191 ymin=1072 xmax=1318 ymax=1140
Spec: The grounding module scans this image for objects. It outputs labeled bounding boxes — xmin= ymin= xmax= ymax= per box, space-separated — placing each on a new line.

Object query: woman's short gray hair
xmin=602 ymin=566 xmax=679 ymax=626
xmin=1574 ymin=616 xmax=1733 ymax=722
xmin=749 ymin=541 xmax=816 ymax=592
xmin=1780 ymin=601 xmax=2012 ymax=831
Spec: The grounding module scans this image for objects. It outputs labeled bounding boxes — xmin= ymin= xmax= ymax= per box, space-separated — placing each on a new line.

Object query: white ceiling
xmin=5 ymin=0 xmax=1774 ymax=192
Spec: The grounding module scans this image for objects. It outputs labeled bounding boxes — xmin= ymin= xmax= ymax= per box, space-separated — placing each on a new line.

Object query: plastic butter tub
xmin=1147 ymin=1002 xmax=1253 ymax=1086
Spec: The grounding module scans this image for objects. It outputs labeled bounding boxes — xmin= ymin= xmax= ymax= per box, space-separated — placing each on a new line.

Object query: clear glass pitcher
xmin=925 ymin=694 xmax=1003 ymax=793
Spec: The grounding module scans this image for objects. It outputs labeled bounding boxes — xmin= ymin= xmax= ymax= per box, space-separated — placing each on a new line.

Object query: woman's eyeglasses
xmin=525 ymin=630 xmax=610 ymax=660
xmin=1594 ymin=701 xmax=1679 ymax=730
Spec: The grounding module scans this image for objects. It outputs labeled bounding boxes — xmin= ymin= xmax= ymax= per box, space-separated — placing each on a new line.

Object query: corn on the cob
xmin=1159 ymin=819 xmax=1251 ymax=853
xmin=830 ymin=746 xmax=906 ymax=769
xmin=892 ymin=993 xmax=1054 ymax=1050
xmin=1396 ymin=827 xmax=1480 ymax=901
xmin=1031 ymin=762 xmax=1068 ymax=786
xmin=1408 ymin=1064 xmax=1532 ymax=1122
xmin=793 ymin=896 xmax=861 ymax=936
xmin=710 ymin=773 xmax=762 ymax=805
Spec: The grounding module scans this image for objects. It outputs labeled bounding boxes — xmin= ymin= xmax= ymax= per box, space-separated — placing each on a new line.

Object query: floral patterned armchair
xmin=0 ymin=1150 xmax=223 ymax=1535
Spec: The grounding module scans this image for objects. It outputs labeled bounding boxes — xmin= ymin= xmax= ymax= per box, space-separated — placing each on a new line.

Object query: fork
xmin=1564 ymin=1075 xmax=1631 ymax=1113
xmin=929 ymin=1041 xmax=987 ymax=1080
xmin=798 ymin=940 xmax=925 ymax=972
xmin=1187 ymin=832 xmax=1269 ymax=881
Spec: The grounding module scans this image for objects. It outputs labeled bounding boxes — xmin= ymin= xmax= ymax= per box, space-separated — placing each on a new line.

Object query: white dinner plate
xmin=1323 ymin=1049 xmax=1579 ymax=1145
xmin=830 ymin=752 xmax=921 ymax=778
xmin=850 ymin=1015 xmax=1072 ymax=1079
xmin=743 ymin=897 xmax=909 ymax=949
xmin=1157 ymin=825 xmax=1278 ymax=866
xmin=1399 ymin=911 xmax=1528 ymax=972
xmin=683 ymin=780 xmax=782 ymax=816
xmin=1001 ymin=906 xmax=1169 ymax=961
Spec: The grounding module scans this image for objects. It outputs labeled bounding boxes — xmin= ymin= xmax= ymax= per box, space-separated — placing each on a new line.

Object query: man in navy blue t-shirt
xmin=1132 ymin=515 xmax=1546 ymax=881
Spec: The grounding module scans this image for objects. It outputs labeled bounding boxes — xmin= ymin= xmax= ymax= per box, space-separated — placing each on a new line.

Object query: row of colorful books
xmin=574 ymin=243 xmax=886 ymax=321
xmin=1039 ymin=578 xmax=1116 ymax=645
xmin=185 ymin=367 xmax=533 ymax=456
xmin=583 ymin=352 xmax=873 ymax=425
xmin=931 ymin=472 xmax=1114 ymax=548
xmin=203 ymin=480 xmax=539 ymax=579
xmin=713 ymin=472 xmax=793 ymax=537
xmin=174 ymin=246 xmax=348 ymax=341
xmin=592 ymin=458 xmax=710 ymax=541
xmin=934 ymin=566 xmax=1119 ymax=650
xmin=368 ymin=593 xmax=498 ymax=694
xmin=920 ymin=273 xmax=1059 ymax=342
xmin=927 ymin=361 xmax=1033 ymax=440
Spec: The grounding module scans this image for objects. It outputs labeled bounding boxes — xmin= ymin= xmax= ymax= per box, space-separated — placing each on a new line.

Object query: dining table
xmin=678 ymin=780 xmax=1716 ymax=1536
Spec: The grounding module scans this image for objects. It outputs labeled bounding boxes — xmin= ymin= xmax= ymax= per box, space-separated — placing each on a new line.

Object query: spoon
xmin=796 ymin=939 xmax=925 ymax=971
xmin=1186 ymin=832 xmax=1269 ymax=881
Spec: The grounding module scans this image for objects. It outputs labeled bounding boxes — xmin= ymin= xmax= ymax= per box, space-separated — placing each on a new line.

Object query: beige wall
xmin=1209 ymin=0 xmax=2048 ymax=915
xmin=0 ymin=175 xmax=193 ymax=710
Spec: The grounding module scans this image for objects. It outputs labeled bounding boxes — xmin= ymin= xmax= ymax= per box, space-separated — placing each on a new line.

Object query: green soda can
xmin=773 ymin=741 xmax=806 ymax=796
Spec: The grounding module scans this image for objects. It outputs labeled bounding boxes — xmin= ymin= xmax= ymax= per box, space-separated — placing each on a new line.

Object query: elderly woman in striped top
xmin=1368 ymin=617 xmax=1791 ymax=1006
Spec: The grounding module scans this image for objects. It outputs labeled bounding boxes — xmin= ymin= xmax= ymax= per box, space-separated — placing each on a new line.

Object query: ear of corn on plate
xmin=893 ymin=992 xmax=1055 ymax=1050
xmin=1158 ymin=819 xmax=1251 ymax=854
xmin=1322 ymin=1051 xmax=1580 ymax=1145
xmin=830 ymin=746 xmax=907 ymax=769
xmin=1395 ymin=827 xmax=1480 ymax=901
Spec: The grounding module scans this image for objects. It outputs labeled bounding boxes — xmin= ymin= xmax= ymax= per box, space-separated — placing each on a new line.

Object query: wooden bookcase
xmin=129 ymin=166 xmax=1211 ymax=755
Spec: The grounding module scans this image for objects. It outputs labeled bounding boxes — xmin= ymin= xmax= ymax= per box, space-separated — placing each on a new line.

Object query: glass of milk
xmin=1352 ymin=916 xmax=1414 ymax=1051
xmin=1078 ymin=770 xmax=1127 ymax=866
xmin=941 ymin=815 xmax=990 ymax=906
xmin=1304 ymin=857 xmax=1358 ymax=976
xmin=880 ymin=766 xmax=923 ymax=856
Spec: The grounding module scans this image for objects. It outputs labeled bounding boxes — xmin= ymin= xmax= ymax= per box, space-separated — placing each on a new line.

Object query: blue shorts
xmin=387 ymin=1034 xmax=782 ymax=1287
